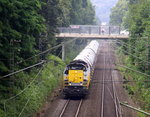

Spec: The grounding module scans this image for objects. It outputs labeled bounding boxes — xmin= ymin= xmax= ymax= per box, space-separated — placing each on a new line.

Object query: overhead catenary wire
xmin=116 ymin=41 xmax=141 ymax=53
xmin=107 ymin=43 xmax=150 ymax=81
xmin=3 ymin=38 xmax=80 ymax=116
xmin=1 ymin=38 xmax=78 ymax=79
xmin=4 ymin=65 xmax=45 ymax=117
xmin=18 ymin=64 xmax=49 ymax=117
xmin=109 ymin=42 xmax=150 ymax=82
xmin=4 ymin=63 xmax=45 ymax=102
xmin=108 ymin=40 xmax=149 ymax=54
xmin=18 ymin=97 xmax=31 ymax=117
xmin=100 ymin=41 xmax=150 ymax=66
xmin=115 ymin=40 xmax=148 ymax=55
xmin=108 ymin=41 xmax=150 ymax=116
xmin=116 ymin=64 xmax=150 ymax=77
xmin=3 ymin=46 xmax=66 ymax=116
xmin=16 ymin=38 xmax=78 ymax=65
xmin=1 ymin=60 xmax=45 ymax=79
xmin=112 ymin=43 xmax=150 ymax=64
xmin=114 ymin=40 xmax=147 ymax=56
xmin=4 ymin=63 xmax=46 ymax=117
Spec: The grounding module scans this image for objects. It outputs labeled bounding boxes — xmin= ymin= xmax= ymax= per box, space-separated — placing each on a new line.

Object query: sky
xmin=91 ymin=0 xmax=118 ymax=24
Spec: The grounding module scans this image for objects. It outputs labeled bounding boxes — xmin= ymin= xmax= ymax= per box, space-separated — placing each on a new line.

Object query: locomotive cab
xmin=63 ymin=60 xmax=90 ymax=97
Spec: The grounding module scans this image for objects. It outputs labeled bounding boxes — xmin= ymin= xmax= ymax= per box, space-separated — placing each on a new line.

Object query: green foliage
xmin=0 ymin=0 xmax=96 ymax=116
xmin=58 ymin=0 xmax=71 ymax=26
xmin=47 ymin=54 xmax=65 ymax=66
xmin=117 ymin=41 xmax=150 ymax=114
xmin=125 ymin=0 xmax=150 ymax=72
xmin=69 ymin=0 xmax=96 ymax=25
xmin=110 ymin=0 xmax=129 ymax=29
xmin=0 ymin=0 xmax=45 ymax=75
xmin=0 ymin=109 xmax=5 ymax=117
xmin=3 ymin=55 xmax=65 ymax=117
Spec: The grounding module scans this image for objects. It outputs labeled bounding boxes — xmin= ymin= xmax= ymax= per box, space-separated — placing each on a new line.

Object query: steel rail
xmin=100 ymin=45 xmax=106 ymax=117
xmin=59 ymin=100 xmax=70 ymax=117
xmin=109 ymin=42 xmax=122 ymax=117
xmin=116 ymin=96 xmax=123 ymax=117
xmin=111 ymin=64 xmax=119 ymax=117
xmin=108 ymin=43 xmax=119 ymax=117
xmin=75 ymin=99 xmax=83 ymax=117
xmin=59 ymin=99 xmax=83 ymax=117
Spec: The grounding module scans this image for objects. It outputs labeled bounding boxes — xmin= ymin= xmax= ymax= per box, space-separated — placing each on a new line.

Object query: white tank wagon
xmin=74 ymin=40 xmax=99 ymax=67
xmin=63 ymin=40 xmax=99 ymax=97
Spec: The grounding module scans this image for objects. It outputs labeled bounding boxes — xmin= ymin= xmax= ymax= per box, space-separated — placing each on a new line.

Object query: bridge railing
xmin=58 ymin=25 xmax=121 ymax=35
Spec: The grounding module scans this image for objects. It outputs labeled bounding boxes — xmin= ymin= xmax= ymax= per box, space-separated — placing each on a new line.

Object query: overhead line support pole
xmin=62 ymin=42 xmax=65 ymax=61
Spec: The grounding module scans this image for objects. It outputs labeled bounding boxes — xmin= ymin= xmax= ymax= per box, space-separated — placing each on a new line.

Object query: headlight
xmin=83 ymin=80 xmax=88 ymax=85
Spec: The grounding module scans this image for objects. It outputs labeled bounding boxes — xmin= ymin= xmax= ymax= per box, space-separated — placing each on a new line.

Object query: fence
xmin=58 ymin=25 xmax=121 ymax=35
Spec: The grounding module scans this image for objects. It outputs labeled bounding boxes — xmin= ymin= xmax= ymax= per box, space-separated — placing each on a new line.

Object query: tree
xmin=0 ymin=0 xmax=45 ymax=75
xmin=110 ymin=0 xmax=128 ymax=29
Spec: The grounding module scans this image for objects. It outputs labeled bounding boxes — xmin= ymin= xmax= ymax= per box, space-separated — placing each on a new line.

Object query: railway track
xmin=100 ymin=46 xmax=105 ymax=117
xmin=109 ymin=43 xmax=123 ymax=117
xmin=101 ymin=42 xmax=122 ymax=117
xmin=59 ymin=99 xmax=83 ymax=117
xmin=109 ymin=43 xmax=120 ymax=117
xmin=107 ymin=42 xmax=122 ymax=117
xmin=37 ymin=41 xmax=136 ymax=117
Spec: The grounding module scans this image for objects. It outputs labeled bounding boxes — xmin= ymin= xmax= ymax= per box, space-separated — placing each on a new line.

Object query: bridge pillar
xmin=62 ymin=42 xmax=65 ymax=61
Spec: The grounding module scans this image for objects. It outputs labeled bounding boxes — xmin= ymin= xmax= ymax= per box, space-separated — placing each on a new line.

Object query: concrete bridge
xmin=56 ymin=25 xmax=129 ymax=39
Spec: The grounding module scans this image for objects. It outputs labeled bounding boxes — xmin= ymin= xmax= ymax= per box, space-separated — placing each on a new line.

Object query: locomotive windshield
xmin=69 ymin=64 xmax=86 ymax=70
xmin=64 ymin=64 xmax=87 ymax=74
xmin=64 ymin=60 xmax=89 ymax=75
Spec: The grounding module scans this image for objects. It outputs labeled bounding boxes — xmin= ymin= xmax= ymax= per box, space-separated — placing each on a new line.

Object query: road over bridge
xmin=56 ymin=25 xmax=129 ymax=39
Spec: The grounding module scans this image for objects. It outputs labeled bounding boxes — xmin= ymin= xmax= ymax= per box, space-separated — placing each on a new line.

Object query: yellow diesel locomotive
xmin=63 ymin=40 xmax=99 ymax=97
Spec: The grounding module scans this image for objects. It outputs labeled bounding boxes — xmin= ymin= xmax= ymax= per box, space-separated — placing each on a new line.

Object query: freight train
xmin=63 ymin=40 xmax=99 ymax=97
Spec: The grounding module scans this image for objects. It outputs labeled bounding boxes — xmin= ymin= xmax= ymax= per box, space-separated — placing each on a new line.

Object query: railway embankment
xmin=115 ymin=44 xmax=150 ymax=117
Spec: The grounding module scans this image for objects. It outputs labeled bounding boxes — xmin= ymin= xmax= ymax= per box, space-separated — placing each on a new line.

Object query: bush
xmin=2 ymin=55 xmax=65 ymax=117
